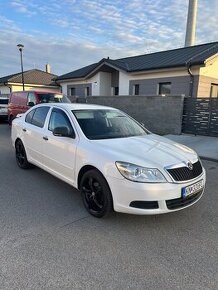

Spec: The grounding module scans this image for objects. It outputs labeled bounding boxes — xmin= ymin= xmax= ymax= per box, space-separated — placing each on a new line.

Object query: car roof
xmin=12 ymin=90 xmax=62 ymax=94
xmin=34 ymin=103 xmax=118 ymax=111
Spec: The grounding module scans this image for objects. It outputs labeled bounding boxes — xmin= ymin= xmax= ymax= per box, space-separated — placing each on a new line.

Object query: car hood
xmin=90 ymin=134 xmax=198 ymax=168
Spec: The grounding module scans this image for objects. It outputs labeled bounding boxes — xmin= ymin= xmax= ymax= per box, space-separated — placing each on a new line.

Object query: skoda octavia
xmin=11 ymin=103 xmax=206 ymax=217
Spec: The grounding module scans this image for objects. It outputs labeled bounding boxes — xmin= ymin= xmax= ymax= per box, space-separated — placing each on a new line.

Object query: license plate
xmin=182 ymin=180 xmax=204 ymax=198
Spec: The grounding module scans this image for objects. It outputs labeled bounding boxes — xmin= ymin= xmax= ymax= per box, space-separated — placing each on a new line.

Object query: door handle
xmin=22 ymin=128 xmax=26 ymax=132
xmin=43 ymin=136 xmax=48 ymax=141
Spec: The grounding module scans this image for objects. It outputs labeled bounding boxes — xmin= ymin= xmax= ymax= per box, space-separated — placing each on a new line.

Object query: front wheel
xmin=15 ymin=140 xmax=31 ymax=169
xmin=80 ymin=169 xmax=113 ymax=218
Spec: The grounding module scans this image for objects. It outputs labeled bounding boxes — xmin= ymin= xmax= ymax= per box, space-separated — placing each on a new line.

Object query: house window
xmin=210 ymin=84 xmax=218 ymax=98
xmin=85 ymin=87 xmax=90 ymax=97
xmin=134 ymin=84 xmax=140 ymax=95
xmin=114 ymin=87 xmax=119 ymax=95
xmin=159 ymin=82 xmax=171 ymax=95
xmin=70 ymin=87 xmax=76 ymax=96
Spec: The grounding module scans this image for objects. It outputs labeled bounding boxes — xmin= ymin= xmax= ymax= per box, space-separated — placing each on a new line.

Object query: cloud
xmin=0 ymin=0 xmax=217 ymax=77
xmin=0 ymin=28 xmax=137 ymax=77
xmin=11 ymin=0 xmax=36 ymax=16
xmin=0 ymin=16 xmax=21 ymax=31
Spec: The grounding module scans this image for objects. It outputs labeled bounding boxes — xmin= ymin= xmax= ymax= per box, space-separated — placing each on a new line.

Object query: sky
xmin=0 ymin=0 xmax=217 ymax=77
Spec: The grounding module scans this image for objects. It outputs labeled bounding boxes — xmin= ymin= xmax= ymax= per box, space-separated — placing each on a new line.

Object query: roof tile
xmin=0 ymin=69 xmax=58 ymax=86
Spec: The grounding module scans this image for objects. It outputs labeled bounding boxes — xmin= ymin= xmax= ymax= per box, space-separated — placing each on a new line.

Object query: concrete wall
xmin=87 ymin=95 xmax=184 ymax=135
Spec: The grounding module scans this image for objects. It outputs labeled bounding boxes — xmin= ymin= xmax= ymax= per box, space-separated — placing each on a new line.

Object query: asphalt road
xmin=0 ymin=122 xmax=217 ymax=290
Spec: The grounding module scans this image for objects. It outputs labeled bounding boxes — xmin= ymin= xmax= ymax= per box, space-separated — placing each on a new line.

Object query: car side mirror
xmin=53 ymin=126 xmax=75 ymax=138
xmin=28 ymin=101 xmax=35 ymax=107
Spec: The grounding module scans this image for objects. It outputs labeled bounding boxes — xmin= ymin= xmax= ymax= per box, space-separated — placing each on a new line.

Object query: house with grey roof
xmin=56 ymin=41 xmax=218 ymax=98
xmin=0 ymin=69 xmax=60 ymax=95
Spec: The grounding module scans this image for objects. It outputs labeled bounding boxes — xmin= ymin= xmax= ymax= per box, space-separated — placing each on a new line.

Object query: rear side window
xmin=31 ymin=107 xmax=50 ymax=128
xmin=25 ymin=109 xmax=36 ymax=124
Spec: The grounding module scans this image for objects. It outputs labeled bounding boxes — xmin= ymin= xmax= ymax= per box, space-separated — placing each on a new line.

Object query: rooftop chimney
xmin=45 ymin=63 xmax=51 ymax=74
xmin=185 ymin=0 xmax=198 ymax=47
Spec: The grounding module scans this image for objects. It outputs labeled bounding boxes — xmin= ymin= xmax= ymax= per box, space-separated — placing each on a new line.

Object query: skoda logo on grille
xmin=187 ymin=161 xmax=193 ymax=170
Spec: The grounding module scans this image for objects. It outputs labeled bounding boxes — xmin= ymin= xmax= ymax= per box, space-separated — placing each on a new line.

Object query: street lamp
xmin=17 ymin=44 xmax=25 ymax=91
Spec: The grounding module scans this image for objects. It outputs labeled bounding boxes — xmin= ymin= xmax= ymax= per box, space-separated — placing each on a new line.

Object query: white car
xmin=11 ymin=103 xmax=206 ymax=218
xmin=0 ymin=97 xmax=9 ymax=120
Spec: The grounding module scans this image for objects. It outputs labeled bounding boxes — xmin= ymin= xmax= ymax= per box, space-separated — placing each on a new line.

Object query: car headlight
xmin=115 ymin=161 xmax=167 ymax=183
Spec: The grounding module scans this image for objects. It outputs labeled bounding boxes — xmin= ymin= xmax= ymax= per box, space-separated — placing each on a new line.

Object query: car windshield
xmin=38 ymin=93 xmax=70 ymax=103
xmin=72 ymin=109 xmax=148 ymax=140
xmin=0 ymin=99 xmax=8 ymax=104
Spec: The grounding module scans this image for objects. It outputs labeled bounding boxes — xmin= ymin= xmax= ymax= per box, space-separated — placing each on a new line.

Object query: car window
xmin=25 ymin=109 xmax=36 ymax=124
xmin=27 ymin=93 xmax=36 ymax=105
xmin=38 ymin=93 xmax=70 ymax=103
xmin=48 ymin=108 xmax=73 ymax=133
xmin=31 ymin=107 xmax=50 ymax=128
xmin=72 ymin=109 xmax=148 ymax=140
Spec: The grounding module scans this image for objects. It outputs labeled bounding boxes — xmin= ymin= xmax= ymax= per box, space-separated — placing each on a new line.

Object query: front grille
xmin=129 ymin=200 xmax=159 ymax=209
xmin=166 ymin=160 xmax=203 ymax=181
xmin=166 ymin=189 xmax=203 ymax=210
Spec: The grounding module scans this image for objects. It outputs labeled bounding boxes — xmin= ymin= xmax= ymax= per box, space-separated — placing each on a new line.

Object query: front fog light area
xmin=116 ymin=161 xmax=167 ymax=183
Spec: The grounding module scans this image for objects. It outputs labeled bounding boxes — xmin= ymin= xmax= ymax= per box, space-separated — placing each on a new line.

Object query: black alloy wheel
xmin=80 ymin=169 xmax=113 ymax=218
xmin=15 ymin=140 xmax=31 ymax=169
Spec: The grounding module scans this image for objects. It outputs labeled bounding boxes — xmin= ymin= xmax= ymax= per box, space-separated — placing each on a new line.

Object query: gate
xmin=182 ymin=98 xmax=218 ymax=137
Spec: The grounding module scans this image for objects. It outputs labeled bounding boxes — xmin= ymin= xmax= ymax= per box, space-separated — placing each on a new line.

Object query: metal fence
xmin=182 ymin=98 xmax=218 ymax=137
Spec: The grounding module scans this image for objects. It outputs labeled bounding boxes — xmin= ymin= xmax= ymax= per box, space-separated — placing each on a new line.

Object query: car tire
xmin=80 ymin=169 xmax=113 ymax=218
xmin=15 ymin=140 xmax=31 ymax=169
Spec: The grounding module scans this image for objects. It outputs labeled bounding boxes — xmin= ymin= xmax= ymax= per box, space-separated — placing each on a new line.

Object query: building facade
xmin=56 ymin=42 xmax=218 ymax=99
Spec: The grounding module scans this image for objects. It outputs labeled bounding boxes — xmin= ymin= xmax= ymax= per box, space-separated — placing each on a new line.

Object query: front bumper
xmin=107 ymin=169 xmax=206 ymax=215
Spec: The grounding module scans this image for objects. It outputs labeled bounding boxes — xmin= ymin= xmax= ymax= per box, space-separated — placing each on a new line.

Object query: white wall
xmin=119 ymin=71 xmax=130 ymax=95
xmin=91 ymin=73 xmax=100 ymax=96
xmin=0 ymin=86 xmax=10 ymax=94
xmin=99 ymin=72 xmax=111 ymax=96
xmin=61 ymin=83 xmax=68 ymax=95
xmin=200 ymin=57 xmax=218 ymax=78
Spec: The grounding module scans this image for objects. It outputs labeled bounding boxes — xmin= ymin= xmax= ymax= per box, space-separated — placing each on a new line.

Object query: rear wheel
xmin=15 ymin=140 xmax=31 ymax=169
xmin=80 ymin=169 xmax=113 ymax=218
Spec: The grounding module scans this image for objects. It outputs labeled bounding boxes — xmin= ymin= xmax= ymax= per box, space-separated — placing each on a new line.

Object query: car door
xmin=42 ymin=107 xmax=79 ymax=185
xmin=22 ymin=106 xmax=50 ymax=165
